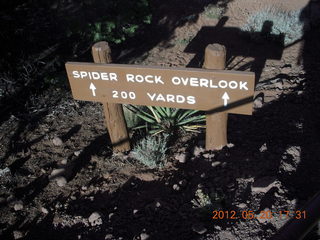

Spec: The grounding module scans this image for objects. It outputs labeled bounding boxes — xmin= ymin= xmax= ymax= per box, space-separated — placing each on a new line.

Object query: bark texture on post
xmin=92 ymin=41 xmax=131 ymax=152
xmin=203 ymin=44 xmax=228 ymax=150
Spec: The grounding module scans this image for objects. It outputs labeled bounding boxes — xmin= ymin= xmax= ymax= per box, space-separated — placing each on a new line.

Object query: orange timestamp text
xmin=212 ymin=210 xmax=307 ymax=220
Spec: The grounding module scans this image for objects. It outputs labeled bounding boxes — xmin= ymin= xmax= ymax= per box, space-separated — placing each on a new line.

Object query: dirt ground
xmin=1 ymin=0 xmax=320 ymax=239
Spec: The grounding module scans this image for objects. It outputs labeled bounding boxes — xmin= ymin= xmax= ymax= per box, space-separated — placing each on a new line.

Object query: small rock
xmin=49 ymin=168 xmax=65 ymax=180
xmin=52 ymin=137 xmax=63 ymax=146
xmin=237 ymin=203 xmax=247 ymax=209
xmin=178 ymin=179 xmax=187 ymax=187
xmin=74 ymin=150 xmax=82 ymax=157
xmin=140 ymin=233 xmax=150 ymax=240
xmin=173 ymin=184 xmax=180 ymax=191
xmin=108 ymin=212 xmax=114 ymax=220
xmin=192 ymin=224 xmax=207 ymax=234
xmin=13 ymin=201 xmax=24 ymax=211
xmin=105 ymin=234 xmax=113 ymax=240
xmin=175 ymin=153 xmax=188 ymax=163
xmin=60 ymin=159 xmax=68 ymax=165
xmin=254 ymin=96 xmax=263 ymax=109
xmin=259 ymin=143 xmax=267 ymax=152
xmin=227 ymin=143 xmax=235 ymax=148
xmin=81 ymin=186 xmax=88 ymax=191
xmin=193 ymin=146 xmax=204 ymax=156
xmin=200 ymin=173 xmax=206 ymax=178
xmin=256 ymin=208 xmax=272 ymax=224
xmin=155 ymin=201 xmax=161 ymax=208
xmin=214 ymin=225 xmax=222 ymax=231
xmin=211 ymin=161 xmax=221 ymax=167
xmin=133 ymin=209 xmax=139 ymax=214
xmin=13 ymin=230 xmax=24 ymax=239
xmin=251 ymin=176 xmax=279 ymax=193
xmin=41 ymin=207 xmax=49 ymax=214
xmin=56 ymin=176 xmax=67 ymax=187
xmin=88 ymin=212 xmax=103 ymax=226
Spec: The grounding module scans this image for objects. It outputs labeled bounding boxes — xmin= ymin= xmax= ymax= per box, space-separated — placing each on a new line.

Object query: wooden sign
xmin=65 ymin=62 xmax=254 ymax=115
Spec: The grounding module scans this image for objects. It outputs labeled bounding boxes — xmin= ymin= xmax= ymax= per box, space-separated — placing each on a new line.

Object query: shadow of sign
xmin=185 ymin=16 xmax=285 ymax=84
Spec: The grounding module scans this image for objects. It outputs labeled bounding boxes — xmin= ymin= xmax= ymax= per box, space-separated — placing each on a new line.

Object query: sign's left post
xmin=91 ymin=41 xmax=131 ymax=152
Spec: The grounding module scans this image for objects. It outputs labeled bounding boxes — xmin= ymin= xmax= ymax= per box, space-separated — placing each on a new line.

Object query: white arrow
xmin=90 ymin=82 xmax=96 ymax=96
xmin=222 ymin=92 xmax=230 ymax=107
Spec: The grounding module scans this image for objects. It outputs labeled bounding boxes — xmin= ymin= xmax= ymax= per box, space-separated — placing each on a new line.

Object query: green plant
xmin=241 ymin=7 xmax=303 ymax=45
xmin=86 ymin=0 xmax=152 ymax=44
xmin=126 ymin=105 xmax=206 ymax=136
xmin=131 ymin=134 xmax=169 ymax=168
xmin=123 ymin=104 xmax=146 ymax=129
xmin=203 ymin=4 xmax=225 ymax=19
xmin=191 ymin=188 xmax=225 ymax=211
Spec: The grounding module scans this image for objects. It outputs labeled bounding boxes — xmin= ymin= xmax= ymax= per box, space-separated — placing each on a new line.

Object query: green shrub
xmin=241 ymin=7 xmax=303 ymax=45
xmin=126 ymin=105 xmax=205 ymax=136
xmin=86 ymin=0 xmax=152 ymax=44
xmin=123 ymin=104 xmax=146 ymax=129
xmin=203 ymin=4 xmax=225 ymax=19
xmin=131 ymin=134 xmax=169 ymax=168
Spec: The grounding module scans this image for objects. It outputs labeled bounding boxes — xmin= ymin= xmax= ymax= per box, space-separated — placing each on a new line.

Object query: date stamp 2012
xmin=212 ymin=210 xmax=307 ymax=220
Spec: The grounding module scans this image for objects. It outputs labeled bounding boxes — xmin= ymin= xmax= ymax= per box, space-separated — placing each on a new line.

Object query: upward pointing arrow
xmin=222 ymin=92 xmax=230 ymax=107
xmin=90 ymin=82 xmax=96 ymax=96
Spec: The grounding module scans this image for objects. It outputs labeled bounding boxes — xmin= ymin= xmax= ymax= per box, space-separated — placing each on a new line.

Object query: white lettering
xmin=136 ymin=75 xmax=144 ymax=83
xmin=156 ymin=94 xmax=166 ymax=102
xmin=73 ymin=71 xmax=80 ymax=78
xmin=218 ymin=80 xmax=228 ymax=88
xmin=109 ymin=73 xmax=118 ymax=81
xmin=92 ymin=72 xmax=101 ymax=80
xmin=172 ymin=77 xmax=180 ymax=85
xmin=147 ymin=93 xmax=156 ymax=101
xmin=166 ymin=94 xmax=175 ymax=102
xmin=187 ymin=96 xmax=196 ymax=104
xmin=199 ymin=78 xmax=208 ymax=87
xmin=80 ymin=71 xmax=88 ymax=78
xmin=154 ymin=76 xmax=164 ymax=84
xmin=229 ymin=81 xmax=238 ymax=89
xmin=145 ymin=75 xmax=153 ymax=83
xmin=239 ymin=81 xmax=248 ymax=90
xmin=176 ymin=95 xmax=185 ymax=103
xmin=190 ymin=77 xmax=199 ymax=87
xmin=126 ymin=74 xmax=135 ymax=82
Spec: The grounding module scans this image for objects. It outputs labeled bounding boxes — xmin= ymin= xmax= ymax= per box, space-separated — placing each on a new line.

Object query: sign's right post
xmin=203 ymin=44 xmax=228 ymax=150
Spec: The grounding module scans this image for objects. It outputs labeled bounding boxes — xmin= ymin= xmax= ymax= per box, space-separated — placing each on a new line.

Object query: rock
xmin=13 ymin=201 xmax=23 ymax=211
xmin=140 ymin=233 xmax=150 ymax=240
xmin=174 ymin=153 xmax=188 ymax=163
xmin=227 ymin=143 xmax=234 ymax=148
xmin=193 ymin=146 xmax=204 ymax=156
xmin=108 ymin=212 xmax=114 ymax=220
xmin=251 ymin=176 xmax=279 ymax=194
xmin=211 ymin=161 xmax=221 ymax=167
xmin=49 ymin=168 xmax=65 ymax=179
xmin=237 ymin=203 xmax=247 ymax=209
xmin=56 ymin=176 xmax=67 ymax=187
xmin=52 ymin=137 xmax=63 ymax=146
xmin=60 ymin=159 xmax=68 ymax=165
xmin=192 ymin=224 xmax=207 ymax=235
xmin=200 ymin=173 xmax=206 ymax=178
xmin=173 ymin=184 xmax=180 ymax=191
xmin=105 ymin=234 xmax=113 ymax=240
xmin=178 ymin=179 xmax=187 ymax=187
xmin=74 ymin=150 xmax=82 ymax=157
xmin=13 ymin=230 xmax=24 ymax=239
xmin=133 ymin=209 xmax=139 ymax=214
xmin=88 ymin=212 xmax=103 ymax=226
xmin=214 ymin=225 xmax=222 ymax=231
xmin=155 ymin=201 xmax=161 ymax=208
xmin=254 ymin=96 xmax=263 ymax=109
xmin=41 ymin=207 xmax=49 ymax=214
xmin=259 ymin=143 xmax=267 ymax=152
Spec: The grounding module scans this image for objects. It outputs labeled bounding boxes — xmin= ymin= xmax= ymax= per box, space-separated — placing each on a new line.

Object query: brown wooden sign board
xmin=65 ymin=62 xmax=255 ymax=115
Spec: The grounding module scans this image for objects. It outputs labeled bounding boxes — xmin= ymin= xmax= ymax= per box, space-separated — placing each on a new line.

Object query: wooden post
xmin=203 ymin=44 xmax=228 ymax=150
xmin=91 ymin=41 xmax=131 ymax=152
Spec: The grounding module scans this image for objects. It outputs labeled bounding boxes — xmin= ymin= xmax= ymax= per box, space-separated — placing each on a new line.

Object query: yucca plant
xmin=125 ymin=105 xmax=206 ymax=136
